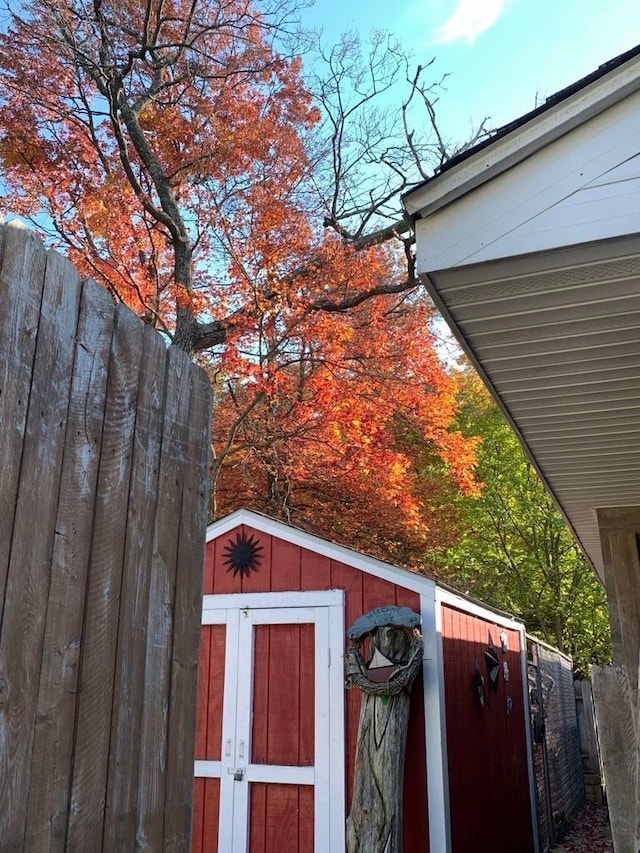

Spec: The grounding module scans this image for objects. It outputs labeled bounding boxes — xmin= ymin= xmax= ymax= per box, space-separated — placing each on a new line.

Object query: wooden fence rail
xmin=0 ymin=220 xmax=212 ymax=851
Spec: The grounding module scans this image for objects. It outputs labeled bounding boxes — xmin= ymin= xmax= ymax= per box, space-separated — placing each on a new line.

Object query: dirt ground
xmin=549 ymin=802 xmax=613 ymax=852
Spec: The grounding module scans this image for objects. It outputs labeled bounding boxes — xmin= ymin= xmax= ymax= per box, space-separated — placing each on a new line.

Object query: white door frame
xmin=196 ymin=589 xmax=346 ymax=853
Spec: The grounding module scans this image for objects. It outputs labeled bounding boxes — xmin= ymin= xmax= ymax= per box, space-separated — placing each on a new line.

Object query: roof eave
xmin=403 ymin=51 xmax=640 ymax=219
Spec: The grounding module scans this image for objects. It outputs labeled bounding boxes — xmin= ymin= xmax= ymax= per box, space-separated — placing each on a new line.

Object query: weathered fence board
xmin=25 ymin=278 xmax=116 ymax=853
xmin=0 ymin=220 xmax=212 ymax=851
xmin=164 ymin=363 xmax=213 ymax=852
xmin=0 ymin=246 xmax=81 ymax=846
xmin=136 ymin=345 xmax=194 ymax=851
xmin=103 ymin=324 xmax=167 ymax=852
xmin=67 ymin=305 xmax=145 ymax=850
xmin=0 ymin=225 xmax=47 ymax=614
xmin=592 ymin=664 xmax=636 ymax=853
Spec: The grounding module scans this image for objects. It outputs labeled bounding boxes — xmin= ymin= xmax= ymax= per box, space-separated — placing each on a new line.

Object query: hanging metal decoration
xmin=223 ymin=530 xmax=263 ymax=578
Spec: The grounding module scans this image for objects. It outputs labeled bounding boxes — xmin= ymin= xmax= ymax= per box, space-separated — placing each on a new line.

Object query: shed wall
xmin=441 ymin=604 xmax=534 ymax=853
xmin=194 ymin=524 xmax=430 ymax=852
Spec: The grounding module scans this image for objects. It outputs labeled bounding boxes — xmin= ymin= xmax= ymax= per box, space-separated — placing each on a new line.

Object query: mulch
xmin=550 ymin=802 xmax=613 ymax=852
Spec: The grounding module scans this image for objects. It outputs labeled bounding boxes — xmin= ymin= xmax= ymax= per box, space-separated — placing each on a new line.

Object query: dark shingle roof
xmin=428 ymin=42 xmax=640 ymax=182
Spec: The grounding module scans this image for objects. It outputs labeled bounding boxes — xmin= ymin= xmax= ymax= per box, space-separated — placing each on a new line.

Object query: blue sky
xmin=300 ymin=0 xmax=640 ymax=143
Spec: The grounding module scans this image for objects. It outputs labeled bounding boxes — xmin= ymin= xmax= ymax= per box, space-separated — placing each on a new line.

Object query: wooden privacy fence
xmin=0 ymin=220 xmax=212 ymax=851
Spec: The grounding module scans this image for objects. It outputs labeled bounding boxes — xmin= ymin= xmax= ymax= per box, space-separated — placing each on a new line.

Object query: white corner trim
xmin=202 ymin=589 xmax=343 ymax=616
xmin=421 ymin=589 xmax=451 ymax=853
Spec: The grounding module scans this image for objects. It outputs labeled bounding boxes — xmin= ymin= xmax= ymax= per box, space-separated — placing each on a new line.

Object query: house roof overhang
xmin=404 ymin=46 xmax=640 ymax=580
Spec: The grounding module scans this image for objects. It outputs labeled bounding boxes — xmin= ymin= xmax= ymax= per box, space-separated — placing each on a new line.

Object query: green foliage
xmin=426 ymin=372 xmax=612 ymax=678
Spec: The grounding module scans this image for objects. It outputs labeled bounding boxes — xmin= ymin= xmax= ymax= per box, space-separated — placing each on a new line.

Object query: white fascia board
xmin=404 ymin=54 xmax=640 ymax=218
xmin=436 ymin=585 xmax=525 ymax=632
xmin=206 ymin=508 xmax=437 ymax=597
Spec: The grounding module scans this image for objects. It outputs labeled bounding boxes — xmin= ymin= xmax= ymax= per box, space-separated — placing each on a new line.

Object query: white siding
xmin=415 ymin=89 xmax=640 ymax=271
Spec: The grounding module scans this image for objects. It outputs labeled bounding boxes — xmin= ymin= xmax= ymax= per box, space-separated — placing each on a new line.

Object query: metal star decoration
xmin=223 ymin=530 xmax=263 ymax=578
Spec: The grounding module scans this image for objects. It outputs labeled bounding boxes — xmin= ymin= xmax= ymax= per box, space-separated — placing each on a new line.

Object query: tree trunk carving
xmin=346 ymin=621 xmax=422 ymax=853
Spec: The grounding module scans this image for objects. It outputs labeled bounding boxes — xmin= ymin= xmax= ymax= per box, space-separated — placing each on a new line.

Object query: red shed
xmin=193 ymin=509 xmax=538 ymax=853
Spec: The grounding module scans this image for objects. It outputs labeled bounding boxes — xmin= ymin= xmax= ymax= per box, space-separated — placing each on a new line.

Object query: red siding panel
xmin=192 ymin=777 xmax=205 ymax=853
xmin=240 ymin=526 xmax=272 ymax=593
xmin=201 ymin=777 xmax=220 ymax=853
xmin=299 ymin=623 xmax=315 ymax=766
xmin=270 ymin=536 xmax=302 ymax=591
xmin=249 ymin=783 xmax=314 ymax=853
xmin=195 ymin=627 xmax=211 ymax=758
xmin=251 ymin=624 xmax=315 ymax=766
xmin=300 ymin=548 xmax=332 ymax=590
xmin=441 ymin=605 xmax=534 ymax=853
xmin=403 ymin=670 xmax=430 ymax=853
xmin=299 ymin=785 xmax=314 ymax=850
xmin=205 ymin=625 xmax=225 ymax=761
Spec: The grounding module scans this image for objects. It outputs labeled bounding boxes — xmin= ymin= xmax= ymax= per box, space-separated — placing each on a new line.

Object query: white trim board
xmin=413 ymin=88 xmax=640 ymax=271
xmin=207 ymin=508 xmax=437 ymax=597
xmin=421 ymin=590 xmax=451 ymax=853
xmin=404 ymin=50 xmax=640 ymax=218
xmin=436 ymin=586 xmax=525 ymax=632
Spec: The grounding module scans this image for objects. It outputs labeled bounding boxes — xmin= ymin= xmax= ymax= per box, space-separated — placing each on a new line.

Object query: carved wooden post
xmin=345 ymin=607 xmax=423 ymax=853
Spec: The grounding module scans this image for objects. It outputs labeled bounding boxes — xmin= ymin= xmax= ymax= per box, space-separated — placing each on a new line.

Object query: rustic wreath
xmin=345 ymin=627 xmax=424 ymax=697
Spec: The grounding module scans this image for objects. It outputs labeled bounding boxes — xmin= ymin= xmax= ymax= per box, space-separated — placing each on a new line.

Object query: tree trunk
xmin=346 ymin=625 xmax=420 ymax=853
xmin=346 ymin=689 xmax=411 ymax=853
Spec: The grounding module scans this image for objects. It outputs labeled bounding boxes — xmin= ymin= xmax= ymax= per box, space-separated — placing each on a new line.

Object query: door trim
xmin=197 ymin=589 xmax=346 ymax=853
xmin=202 ymin=589 xmax=344 ymax=615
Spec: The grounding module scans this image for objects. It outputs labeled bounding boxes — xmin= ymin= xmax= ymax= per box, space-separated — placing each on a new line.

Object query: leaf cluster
xmin=425 ymin=372 xmax=611 ymax=677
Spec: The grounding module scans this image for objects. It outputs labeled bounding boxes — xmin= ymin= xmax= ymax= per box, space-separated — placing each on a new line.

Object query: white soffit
xmin=404 ymin=49 xmax=640 ymax=580
xmin=425 ymin=237 xmax=640 ymax=579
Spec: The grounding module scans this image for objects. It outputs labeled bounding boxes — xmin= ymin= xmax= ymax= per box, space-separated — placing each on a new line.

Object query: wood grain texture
xmin=0 ymin=224 xmax=212 ymax=851
xmin=164 ymin=361 xmax=212 ymax=852
xmin=0 ymin=246 xmax=80 ymax=846
xmin=0 ymin=224 xmax=47 ymax=613
xmin=346 ymin=623 xmax=420 ymax=853
xmin=135 ymin=345 xmax=192 ymax=851
xmin=24 ymin=278 xmax=115 ymax=853
xmin=592 ymin=664 xmax=637 ymax=853
xmin=103 ymin=325 xmax=167 ymax=852
xmin=608 ymin=532 xmax=640 ymax=713
xmin=67 ymin=304 xmax=144 ymax=851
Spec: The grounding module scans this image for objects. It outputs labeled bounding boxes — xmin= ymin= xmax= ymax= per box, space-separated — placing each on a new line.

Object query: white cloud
xmin=435 ymin=0 xmax=511 ymax=45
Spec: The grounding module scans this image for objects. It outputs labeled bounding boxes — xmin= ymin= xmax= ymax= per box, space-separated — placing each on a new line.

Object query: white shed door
xmin=195 ymin=591 xmax=345 ymax=853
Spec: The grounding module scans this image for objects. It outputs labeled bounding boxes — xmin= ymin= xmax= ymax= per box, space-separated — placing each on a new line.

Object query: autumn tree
xmin=0 ymin=0 xmax=482 ymax=539
xmin=426 ymin=371 xmax=611 ymax=676
xmin=212 ymin=290 xmax=480 ymax=564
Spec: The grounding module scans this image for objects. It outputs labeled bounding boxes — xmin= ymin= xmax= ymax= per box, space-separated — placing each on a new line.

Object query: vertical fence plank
xmin=24 ymin=279 xmax=116 ymax=852
xmin=136 ymin=346 xmax=193 ymax=851
xmin=0 ymin=224 xmax=47 ymax=613
xmin=103 ymin=325 xmax=167 ymax=851
xmin=0 ymin=225 xmax=212 ymax=850
xmin=0 ymin=247 xmax=81 ymax=846
xmin=164 ymin=364 xmax=213 ymax=851
xmin=67 ymin=306 xmax=144 ymax=849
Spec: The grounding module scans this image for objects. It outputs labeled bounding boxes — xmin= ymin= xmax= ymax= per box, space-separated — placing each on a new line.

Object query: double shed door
xmin=195 ymin=591 xmax=346 ymax=853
